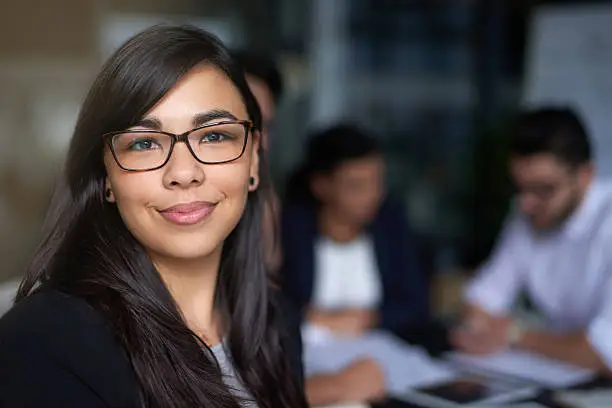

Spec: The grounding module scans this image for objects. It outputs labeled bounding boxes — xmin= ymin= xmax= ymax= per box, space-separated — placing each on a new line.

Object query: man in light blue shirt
xmin=453 ymin=107 xmax=612 ymax=372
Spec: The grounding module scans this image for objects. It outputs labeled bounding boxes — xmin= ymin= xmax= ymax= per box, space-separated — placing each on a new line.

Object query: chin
xmin=160 ymin=245 xmax=222 ymax=262
xmin=530 ymin=218 xmax=554 ymax=232
xmin=353 ymin=212 xmax=377 ymax=226
xmin=145 ymin=232 xmax=223 ymax=261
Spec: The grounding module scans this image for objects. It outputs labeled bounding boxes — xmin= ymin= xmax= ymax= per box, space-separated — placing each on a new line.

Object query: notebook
xmin=397 ymin=370 xmax=538 ymax=408
xmin=446 ymin=350 xmax=595 ymax=388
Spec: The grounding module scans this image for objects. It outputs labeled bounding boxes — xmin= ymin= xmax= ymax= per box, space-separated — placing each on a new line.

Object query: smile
xmin=158 ymin=201 xmax=217 ymax=226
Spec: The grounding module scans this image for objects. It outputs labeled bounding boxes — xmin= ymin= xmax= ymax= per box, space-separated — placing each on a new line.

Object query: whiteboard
xmin=523 ymin=4 xmax=612 ymax=176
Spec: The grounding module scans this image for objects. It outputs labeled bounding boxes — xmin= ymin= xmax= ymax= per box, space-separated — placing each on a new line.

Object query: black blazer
xmin=281 ymin=198 xmax=430 ymax=332
xmin=0 ymin=288 xmax=304 ymax=407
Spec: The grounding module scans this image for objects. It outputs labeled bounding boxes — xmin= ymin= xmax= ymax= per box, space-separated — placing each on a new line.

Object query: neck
xmin=152 ymin=245 xmax=223 ymax=345
xmin=318 ymin=206 xmax=362 ymax=243
xmin=577 ymin=181 xmax=591 ymax=203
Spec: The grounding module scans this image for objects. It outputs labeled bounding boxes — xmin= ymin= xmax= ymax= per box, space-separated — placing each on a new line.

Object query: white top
xmin=312 ymin=235 xmax=382 ymax=310
xmin=465 ymin=179 xmax=612 ymax=367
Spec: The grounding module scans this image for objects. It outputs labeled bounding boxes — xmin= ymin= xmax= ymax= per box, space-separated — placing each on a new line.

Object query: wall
xmin=0 ymin=0 xmax=239 ymax=281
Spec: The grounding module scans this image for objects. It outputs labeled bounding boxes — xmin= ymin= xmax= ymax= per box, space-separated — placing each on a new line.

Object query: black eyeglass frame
xmin=103 ymin=119 xmax=254 ymax=172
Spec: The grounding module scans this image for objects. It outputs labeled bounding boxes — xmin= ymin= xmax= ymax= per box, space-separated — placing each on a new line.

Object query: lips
xmin=158 ymin=201 xmax=217 ymax=226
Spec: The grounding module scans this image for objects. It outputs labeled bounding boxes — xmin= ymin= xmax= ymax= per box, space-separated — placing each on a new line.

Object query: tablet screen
xmin=399 ymin=371 xmax=537 ymax=407
xmin=418 ymin=374 xmax=516 ymax=403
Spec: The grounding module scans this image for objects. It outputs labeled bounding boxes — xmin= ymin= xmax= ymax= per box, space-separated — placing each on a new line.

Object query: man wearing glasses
xmin=452 ymin=107 xmax=612 ymax=372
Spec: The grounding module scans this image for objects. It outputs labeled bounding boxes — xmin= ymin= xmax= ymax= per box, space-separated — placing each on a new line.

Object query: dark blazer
xmin=0 ymin=288 xmax=304 ymax=407
xmin=280 ymin=198 xmax=430 ymax=332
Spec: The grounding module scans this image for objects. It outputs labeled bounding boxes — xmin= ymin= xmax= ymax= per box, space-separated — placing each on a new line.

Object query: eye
xmin=200 ymin=132 xmax=232 ymax=143
xmin=128 ymin=138 xmax=161 ymax=151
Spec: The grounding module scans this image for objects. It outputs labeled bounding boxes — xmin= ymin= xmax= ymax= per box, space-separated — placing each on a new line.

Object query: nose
xmin=162 ymin=143 xmax=205 ymax=189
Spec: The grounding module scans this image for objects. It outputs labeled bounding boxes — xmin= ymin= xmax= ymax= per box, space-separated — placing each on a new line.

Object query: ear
xmin=578 ymin=162 xmax=595 ymax=189
xmin=309 ymin=173 xmax=330 ymax=202
xmin=248 ymin=130 xmax=261 ymax=192
xmin=105 ymin=176 xmax=116 ymax=203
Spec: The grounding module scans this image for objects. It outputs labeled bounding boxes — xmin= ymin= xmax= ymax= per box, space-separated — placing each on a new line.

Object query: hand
xmin=337 ymin=358 xmax=386 ymax=403
xmin=308 ymin=308 xmax=377 ymax=336
xmin=450 ymin=316 xmax=512 ymax=355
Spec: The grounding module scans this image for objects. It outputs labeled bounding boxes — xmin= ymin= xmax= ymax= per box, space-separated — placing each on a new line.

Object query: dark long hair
xmin=284 ymin=124 xmax=380 ymax=205
xmin=16 ymin=25 xmax=306 ymax=408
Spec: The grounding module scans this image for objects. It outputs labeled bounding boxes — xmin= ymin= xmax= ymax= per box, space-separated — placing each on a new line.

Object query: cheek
xmin=202 ymin=164 xmax=252 ymax=230
xmin=111 ymin=174 xmax=159 ymax=236
xmin=209 ymin=162 xmax=251 ymax=199
xmin=337 ymin=191 xmax=369 ymax=217
xmin=344 ymin=185 xmax=381 ymax=208
xmin=550 ymin=190 xmax=574 ymax=213
xmin=214 ymin=178 xmax=249 ymax=224
xmin=108 ymin=165 xmax=252 ymax=260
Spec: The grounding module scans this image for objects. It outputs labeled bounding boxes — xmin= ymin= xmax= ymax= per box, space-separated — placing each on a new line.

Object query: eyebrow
xmin=132 ymin=109 xmax=239 ymax=130
xmin=132 ymin=117 xmax=162 ymax=130
xmin=192 ymin=109 xmax=239 ymax=127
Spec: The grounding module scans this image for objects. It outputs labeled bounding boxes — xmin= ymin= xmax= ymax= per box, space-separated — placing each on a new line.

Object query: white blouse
xmin=312 ymin=234 xmax=382 ymax=310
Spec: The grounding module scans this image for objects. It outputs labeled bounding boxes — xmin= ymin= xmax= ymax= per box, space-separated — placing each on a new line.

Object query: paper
xmin=446 ymin=350 xmax=595 ymax=388
xmin=556 ymin=388 xmax=612 ymax=408
xmin=303 ymin=329 xmax=457 ymax=394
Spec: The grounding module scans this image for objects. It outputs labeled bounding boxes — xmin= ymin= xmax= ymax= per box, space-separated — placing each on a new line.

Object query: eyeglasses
xmin=513 ymin=177 xmax=576 ymax=202
xmin=103 ymin=120 xmax=253 ymax=172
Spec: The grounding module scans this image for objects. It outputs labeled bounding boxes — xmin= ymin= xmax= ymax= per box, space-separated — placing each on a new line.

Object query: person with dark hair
xmin=280 ymin=124 xmax=430 ymax=405
xmin=452 ymin=106 xmax=612 ymax=372
xmin=231 ymin=51 xmax=283 ymax=150
xmin=0 ymin=25 xmax=307 ymax=408
xmin=231 ymin=50 xmax=285 ymax=274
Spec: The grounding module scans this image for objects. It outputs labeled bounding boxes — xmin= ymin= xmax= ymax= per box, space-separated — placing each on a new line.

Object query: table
xmin=327 ymin=321 xmax=611 ymax=408
xmin=370 ymin=377 xmax=612 ymax=408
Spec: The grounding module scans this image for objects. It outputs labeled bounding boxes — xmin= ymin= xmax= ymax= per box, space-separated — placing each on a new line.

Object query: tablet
xmin=396 ymin=370 xmax=538 ymax=408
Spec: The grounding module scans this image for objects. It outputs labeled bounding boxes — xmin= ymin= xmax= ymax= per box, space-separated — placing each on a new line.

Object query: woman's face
xmin=104 ymin=65 xmax=259 ymax=263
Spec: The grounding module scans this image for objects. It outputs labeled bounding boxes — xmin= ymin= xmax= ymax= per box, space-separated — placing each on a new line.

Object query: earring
xmin=249 ymin=177 xmax=255 ymax=186
xmin=105 ymin=188 xmax=111 ymax=199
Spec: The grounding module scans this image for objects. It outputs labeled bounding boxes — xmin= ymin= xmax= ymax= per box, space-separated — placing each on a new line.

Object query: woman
xmin=0 ymin=26 xmax=307 ymax=408
xmin=281 ymin=125 xmax=431 ymax=405
xmin=281 ymin=124 xmax=429 ymax=336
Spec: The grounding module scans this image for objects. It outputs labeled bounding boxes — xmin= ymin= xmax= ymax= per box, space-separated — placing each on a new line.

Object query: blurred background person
xmin=452 ymin=107 xmax=612 ymax=372
xmin=281 ymin=124 xmax=429 ymax=337
xmin=280 ymin=124 xmax=430 ymax=405
xmin=232 ymin=51 xmax=283 ymax=151
xmin=233 ymin=50 xmax=285 ymax=274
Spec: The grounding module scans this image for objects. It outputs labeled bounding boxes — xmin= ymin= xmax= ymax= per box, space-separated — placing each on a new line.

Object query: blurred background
xmin=1 ymin=0 xmax=612 ymax=316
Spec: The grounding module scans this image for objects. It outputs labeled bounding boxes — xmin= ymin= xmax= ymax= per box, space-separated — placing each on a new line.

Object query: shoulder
xmin=280 ymin=202 xmax=317 ymax=245
xmin=369 ymin=196 xmax=414 ymax=240
xmin=0 ymin=288 xmax=140 ymax=407
xmin=2 ymin=287 xmax=96 ymax=329
xmin=281 ymin=201 xmax=315 ymax=223
xmin=1 ymin=288 xmax=115 ymax=352
xmin=591 ymin=180 xmax=612 ymax=226
xmin=571 ymin=180 xmax=612 ymax=243
xmin=373 ymin=196 xmax=412 ymax=229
